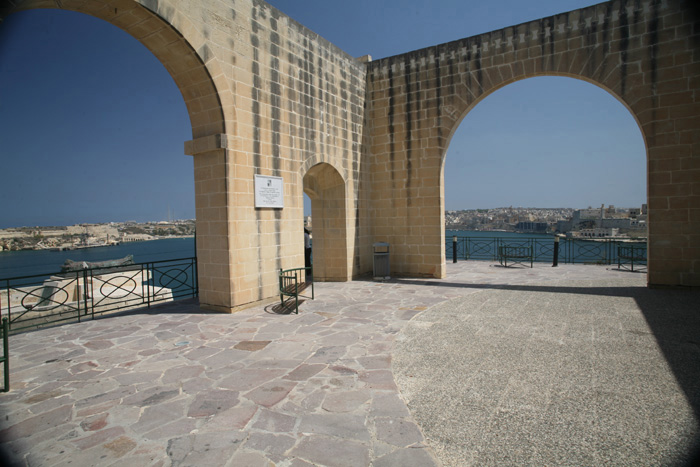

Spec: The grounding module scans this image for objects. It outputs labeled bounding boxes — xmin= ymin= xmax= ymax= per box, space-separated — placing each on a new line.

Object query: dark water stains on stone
xmin=252 ymin=0 xmax=268 ymax=20
xmin=465 ymin=50 xmax=473 ymax=94
xmin=434 ymin=52 xmax=443 ymax=139
xmin=541 ymin=17 xmax=555 ymax=71
xmin=597 ymin=2 xmax=614 ymax=81
xmin=648 ymin=1 xmax=660 ymax=94
xmin=447 ymin=54 xmax=456 ymax=98
xmin=619 ymin=4 xmax=630 ymax=96
xmin=249 ymin=19 xmax=264 ymax=300
xmin=198 ymin=44 xmax=211 ymax=63
xmin=268 ymin=35 xmax=283 ymax=272
xmin=404 ymin=57 xmax=413 ymax=207
xmin=584 ymin=9 xmax=599 ymax=77
xmin=474 ymin=37 xmax=483 ymax=96
xmin=388 ymin=66 xmax=396 ymax=191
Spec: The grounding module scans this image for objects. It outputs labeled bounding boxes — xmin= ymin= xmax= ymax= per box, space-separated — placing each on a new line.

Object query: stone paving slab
xmin=0 ymin=262 xmax=696 ymax=466
xmin=393 ymin=269 xmax=700 ymax=467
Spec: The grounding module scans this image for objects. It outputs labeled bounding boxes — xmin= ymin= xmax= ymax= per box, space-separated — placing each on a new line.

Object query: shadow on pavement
xmin=393 ymin=278 xmax=647 ymax=297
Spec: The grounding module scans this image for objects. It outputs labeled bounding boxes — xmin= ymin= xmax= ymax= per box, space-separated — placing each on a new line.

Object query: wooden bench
xmin=279 ymin=267 xmax=314 ymax=314
xmin=617 ymin=245 xmax=647 ymax=272
xmin=497 ymin=245 xmax=533 ymax=268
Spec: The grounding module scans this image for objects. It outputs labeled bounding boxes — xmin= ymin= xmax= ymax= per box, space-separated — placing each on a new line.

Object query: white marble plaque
xmin=254 ymin=175 xmax=284 ymax=208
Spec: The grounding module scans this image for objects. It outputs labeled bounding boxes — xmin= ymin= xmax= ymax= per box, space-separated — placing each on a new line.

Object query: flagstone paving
xmin=0 ymin=262 xmax=697 ymax=466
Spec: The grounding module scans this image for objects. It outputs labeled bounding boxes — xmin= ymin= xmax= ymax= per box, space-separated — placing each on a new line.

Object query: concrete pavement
xmin=0 ymin=262 xmax=697 ymax=466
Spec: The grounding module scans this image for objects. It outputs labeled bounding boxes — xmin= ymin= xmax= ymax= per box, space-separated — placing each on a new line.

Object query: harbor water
xmin=0 ymin=237 xmax=195 ymax=280
xmin=0 ymin=230 xmax=645 ymax=280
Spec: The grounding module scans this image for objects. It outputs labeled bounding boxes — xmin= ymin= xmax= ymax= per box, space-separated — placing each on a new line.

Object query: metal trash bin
xmin=373 ymin=242 xmax=390 ymax=281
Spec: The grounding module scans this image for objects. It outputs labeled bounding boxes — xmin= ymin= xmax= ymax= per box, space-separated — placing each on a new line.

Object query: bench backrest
xmin=498 ymin=245 xmax=533 ymax=257
xmin=618 ymin=245 xmax=647 ymax=261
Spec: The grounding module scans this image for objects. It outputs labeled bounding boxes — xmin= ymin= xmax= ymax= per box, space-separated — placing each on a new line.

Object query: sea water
xmin=0 ymin=237 xmax=195 ymax=280
xmin=0 ymin=230 xmax=641 ymax=280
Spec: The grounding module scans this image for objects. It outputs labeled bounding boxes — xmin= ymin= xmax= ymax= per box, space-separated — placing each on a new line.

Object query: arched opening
xmin=443 ymin=76 xmax=647 ymax=258
xmin=0 ymin=9 xmax=193 ymax=227
xmin=303 ymin=163 xmax=350 ymax=282
xmin=1 ymin=3 xmax=232 ymax=309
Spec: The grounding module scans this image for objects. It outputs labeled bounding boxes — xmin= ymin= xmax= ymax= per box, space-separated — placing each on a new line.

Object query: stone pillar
xmin=185 ymin=134 xmax=234 ymax=312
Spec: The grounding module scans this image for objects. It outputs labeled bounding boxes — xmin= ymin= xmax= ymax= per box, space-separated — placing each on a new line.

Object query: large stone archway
xmin=3 ymin=0 xmax=698 ymax=312
xmin=366 ymin=0 xmax=700 ymax=287
xmin=2 ymin=0 xmax=370 ymax=312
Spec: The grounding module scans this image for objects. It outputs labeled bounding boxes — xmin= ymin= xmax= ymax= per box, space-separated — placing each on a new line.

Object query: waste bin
xmin=373 ymin=242 xmax=390 ymax=281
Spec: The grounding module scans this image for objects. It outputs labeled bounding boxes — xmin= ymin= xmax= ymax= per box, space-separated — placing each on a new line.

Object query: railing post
xmin=2 ymin=317 xmax=9 ymax=392
xmin=452 ymin=236 xmax=458 ymax=263
xmin=631 ymin=244 xmax=636 ymax=272
xmin=81 ymin=270 xmax=89 ymax=321
xmin=146 ymin=263 xmax=152 ymax=309
xmin=0 ymin=279 xmax=7 ymax=330
xmin=552 ymin=236 xmax=559 ymax=267
xmin=193 ymin=258 xmax=199 ymax=298
xmin=75 ymin=271 xmax=81 ymax=322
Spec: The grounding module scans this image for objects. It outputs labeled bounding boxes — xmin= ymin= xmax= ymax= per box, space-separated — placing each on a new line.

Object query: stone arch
xmin=437 ymin=73 xmax=648 ymax=270
xmin=299 ymin=155 xmax=350 ymax=184
xmin=3 ymin=0 xmax=230 ymax=139
xmin=441 ymin=72 xmax=647 ymax=169
xmin=366 ymin=0 xmax=699 ymax=287
xmin=302 ymin=162 xmax=351 ymax=282
xmin=1 ymin=0 xmax=236 ymax=310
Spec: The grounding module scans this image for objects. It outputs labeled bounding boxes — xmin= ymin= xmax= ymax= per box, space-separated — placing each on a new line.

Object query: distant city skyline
xmin=0 ymin=1 xmax=644 ymax=228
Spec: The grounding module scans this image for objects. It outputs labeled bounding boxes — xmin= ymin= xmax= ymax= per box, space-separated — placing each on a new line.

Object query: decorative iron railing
xmin=446 ymin=235 xmax=647 ymax=266
xmin=0 ymin=257 xmax=197 ymax=334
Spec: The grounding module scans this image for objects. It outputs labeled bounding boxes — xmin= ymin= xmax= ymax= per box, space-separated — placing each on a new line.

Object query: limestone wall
xmin=167 ymin=0 xmax=371 ymax=308
xmin=365 ymin=0 xmax=700 ymax=286
xmin=4 ymin=0 xmax=699 ymax=309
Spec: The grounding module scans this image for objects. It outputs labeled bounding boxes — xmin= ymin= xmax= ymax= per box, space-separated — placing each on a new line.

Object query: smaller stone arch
xmin=302 ymin=162 xmax=351 ymax=282
xmin=299 ymin=155 xmax=350 ymax=184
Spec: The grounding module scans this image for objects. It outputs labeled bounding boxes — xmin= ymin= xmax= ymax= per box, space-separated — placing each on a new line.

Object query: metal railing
xmin=447 ymin=235 xmax=647 ymax=266
xmin=0 ymin=257 xmax=197 ymax=334
xmin=1 ymin=317 xmax=8 ymax=392
xmin=617 ymin=244 xmax=648 ymax=272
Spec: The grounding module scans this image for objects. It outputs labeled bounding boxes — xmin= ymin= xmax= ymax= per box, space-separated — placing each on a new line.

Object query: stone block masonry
xmin=2 ymin=0 xmax=699 ymax=310
xmin=365 ymin=0 xmax=700 ymax=287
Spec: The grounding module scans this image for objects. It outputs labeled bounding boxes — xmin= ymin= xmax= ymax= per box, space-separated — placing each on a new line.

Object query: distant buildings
xmin=514 ymin=221 xmax=548 ymax=233
xmin=446 ymin=204 xmax=647 ymax=238
xmin=446 ymin=207 xmax=574 ymax=232
xmin=556 ymin=204 xmax=647 ymax=237
xmin=0 ymin=220 xmax=195 ymax=251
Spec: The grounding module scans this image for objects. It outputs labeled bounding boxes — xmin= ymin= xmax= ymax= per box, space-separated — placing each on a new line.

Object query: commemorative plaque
xmin=254 ymin=174 xmax=284 ymax=208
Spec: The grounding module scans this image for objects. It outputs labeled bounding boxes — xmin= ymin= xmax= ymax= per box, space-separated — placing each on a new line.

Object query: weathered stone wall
xmin=4 ymin=0 xmax=699 ymax=310
xmin=366 ymin=0 xmax=700 ymax=287
xmin=4 ymin=0 xmax=370 ymax=311
xmin=177 ymin=0 xmax=370 ymax=308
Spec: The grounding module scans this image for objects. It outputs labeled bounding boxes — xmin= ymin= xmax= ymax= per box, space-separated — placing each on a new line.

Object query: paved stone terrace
xmin=0 ymin=262 xmax=698 ymax=466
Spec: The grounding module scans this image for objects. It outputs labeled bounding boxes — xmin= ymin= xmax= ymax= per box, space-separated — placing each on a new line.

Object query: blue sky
xmin=0 ymin=0 xmax=645 ymax=228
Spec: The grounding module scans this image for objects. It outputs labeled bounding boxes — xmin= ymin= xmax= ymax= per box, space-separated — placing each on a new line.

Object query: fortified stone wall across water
xmin=2 ymin=0 xmax=699 ymax=311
